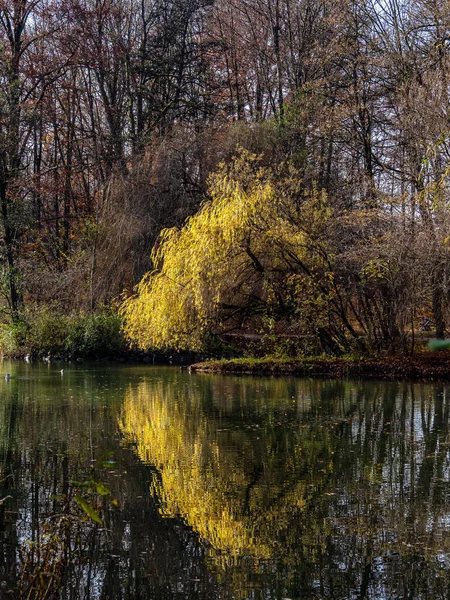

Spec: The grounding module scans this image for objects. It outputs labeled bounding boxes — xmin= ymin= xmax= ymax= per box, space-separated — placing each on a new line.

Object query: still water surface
xmin=0 ymin=361 xmax=450 ymax=599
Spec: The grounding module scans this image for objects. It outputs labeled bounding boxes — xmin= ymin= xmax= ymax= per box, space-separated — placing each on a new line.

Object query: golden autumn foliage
xmin=121 ymin=150 xmax=333 ymax=351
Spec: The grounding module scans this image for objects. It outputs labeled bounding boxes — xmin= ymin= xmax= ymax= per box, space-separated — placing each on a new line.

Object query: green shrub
xmin=0 ymin=320 xmax=29 ymax=356
xmin=65 ymin=310 xmax=126 ymax=358
xmin=0 ymin=306 xmax=127 ymax=358
xmin=27 ymin=306 xmax=71 ymax=355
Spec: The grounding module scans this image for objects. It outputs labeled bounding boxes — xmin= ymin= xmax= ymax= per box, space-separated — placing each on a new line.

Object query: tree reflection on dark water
xmin=0 ymin=362 xmax=450 ymax=598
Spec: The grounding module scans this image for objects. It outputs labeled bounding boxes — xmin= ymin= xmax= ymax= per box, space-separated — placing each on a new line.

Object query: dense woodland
xmin=1 ymin=0 xmax=450 ymax=356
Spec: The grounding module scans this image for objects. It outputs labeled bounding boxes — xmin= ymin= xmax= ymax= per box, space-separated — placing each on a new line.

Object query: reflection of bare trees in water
xmin=312 ymin=382 xmax=450 ymax=599
xmin=0 ymin=392 xmax=20 ymax=597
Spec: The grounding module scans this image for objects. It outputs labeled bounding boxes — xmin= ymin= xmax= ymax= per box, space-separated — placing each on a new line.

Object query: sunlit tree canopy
xmin=121 ymin=150 xmax=332 ymax=351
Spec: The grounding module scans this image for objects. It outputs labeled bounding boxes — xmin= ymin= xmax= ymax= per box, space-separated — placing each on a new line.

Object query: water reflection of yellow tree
xmin=119 ymin=381 xmax=341 ymax=571
xmin=120 ymin=379 xmax=450 ymax=597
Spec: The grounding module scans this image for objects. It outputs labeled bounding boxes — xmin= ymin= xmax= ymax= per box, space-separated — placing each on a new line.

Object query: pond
xmin=0 ymin=361 xmax=449 ymax=599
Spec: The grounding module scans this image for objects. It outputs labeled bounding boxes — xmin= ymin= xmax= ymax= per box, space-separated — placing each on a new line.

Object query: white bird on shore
xmin=5 ymin=374 xmax=10 ymax=381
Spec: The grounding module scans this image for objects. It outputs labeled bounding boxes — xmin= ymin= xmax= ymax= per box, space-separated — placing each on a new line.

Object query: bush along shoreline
xmin=0 ymin=307 xmax=127 ymax=361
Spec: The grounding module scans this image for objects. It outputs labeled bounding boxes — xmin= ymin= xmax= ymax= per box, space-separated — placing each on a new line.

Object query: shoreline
xmin=188 ymin=352 xmax=450 ymax=380
xmin=6 ymin=349 xmax=450 ymax=382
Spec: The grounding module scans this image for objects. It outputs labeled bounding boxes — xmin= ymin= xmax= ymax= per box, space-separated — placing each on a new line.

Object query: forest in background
xmin=0 ymin=0 xmax=449 ymax=357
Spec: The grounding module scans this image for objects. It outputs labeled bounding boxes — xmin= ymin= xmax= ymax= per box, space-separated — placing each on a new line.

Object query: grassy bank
xmin=189 ymin=352 xmax=450 ymax=380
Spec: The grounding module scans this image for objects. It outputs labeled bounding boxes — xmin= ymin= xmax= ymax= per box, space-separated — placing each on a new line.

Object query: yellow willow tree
xmin=121 ymin=150 xmax=336 ymax=351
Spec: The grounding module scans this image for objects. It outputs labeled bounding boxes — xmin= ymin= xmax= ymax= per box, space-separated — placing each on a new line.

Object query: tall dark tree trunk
xmin=0 ymin=181 xmax=21 ymax=320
